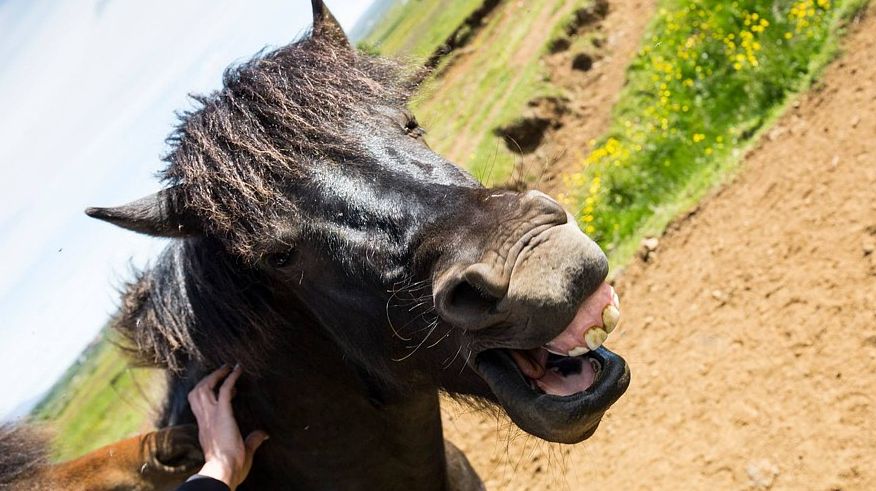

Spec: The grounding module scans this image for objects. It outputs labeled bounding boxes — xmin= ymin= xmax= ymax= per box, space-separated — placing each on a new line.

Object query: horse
xmin=0 ymin=423 xmax=203 ymax=490
xmin=1 ymin=1 xmax=630 ymax=489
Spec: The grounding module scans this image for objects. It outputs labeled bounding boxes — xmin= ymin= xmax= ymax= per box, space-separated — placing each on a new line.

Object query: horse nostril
xmin=441 ymin=280 xmax=500 ymax=327
xmin=448 ymin=280 xmax=499 ymax=313
xmin=435 ymin=263 xmax=508 ymax=329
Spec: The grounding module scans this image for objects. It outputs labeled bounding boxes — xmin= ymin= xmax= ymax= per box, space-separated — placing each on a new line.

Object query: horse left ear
xmin=311 ymin=0 xmax=350 ymax=49
xmin=85 ymin=186 xmax=201 ymax=238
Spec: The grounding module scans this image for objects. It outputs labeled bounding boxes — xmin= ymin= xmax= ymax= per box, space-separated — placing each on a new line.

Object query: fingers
xmin=244 ymin=431 xmax=269 ymax=454
xmin=198 ymin=364 xmax=233 ymax=392
xmin=188 ymin=364 xmax=233 ymax=409
xmin=218 ymin=364 xmax=243 ymax=404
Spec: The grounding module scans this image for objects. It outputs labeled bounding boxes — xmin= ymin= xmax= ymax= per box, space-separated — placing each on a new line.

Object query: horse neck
xmin=165 ymin=319 xmax=450 ymax=490
xmin=249 ymin=331 xmax=449 ymax=490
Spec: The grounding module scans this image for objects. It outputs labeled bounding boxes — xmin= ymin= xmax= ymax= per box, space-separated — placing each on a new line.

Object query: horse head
xmin=87 ymin=0 xmax=628 ymax=445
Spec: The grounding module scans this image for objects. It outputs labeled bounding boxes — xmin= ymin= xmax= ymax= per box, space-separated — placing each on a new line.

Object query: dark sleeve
xmin=175 ymin=475 xmax=232 ymax=491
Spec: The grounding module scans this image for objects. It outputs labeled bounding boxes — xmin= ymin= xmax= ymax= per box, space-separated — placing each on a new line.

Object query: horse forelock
xmin=161 ymin=33 xmax=418 ymax=260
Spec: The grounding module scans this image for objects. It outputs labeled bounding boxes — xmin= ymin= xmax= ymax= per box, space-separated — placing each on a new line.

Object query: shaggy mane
xmin=116 ymin=238 xmax=284 ymax=373
xmin=162 ymin=32 xmax=415 ymax=259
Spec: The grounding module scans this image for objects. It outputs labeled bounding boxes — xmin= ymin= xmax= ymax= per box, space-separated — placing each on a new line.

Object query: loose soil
xmin=441 ymin=4 xmax=876 ymax=490
xmin=510 ymin=0 xmax=660 ymax=191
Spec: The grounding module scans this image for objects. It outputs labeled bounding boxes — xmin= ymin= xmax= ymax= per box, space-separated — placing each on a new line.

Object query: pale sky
xmin=0 ymin=0 xmax=373 ymax=420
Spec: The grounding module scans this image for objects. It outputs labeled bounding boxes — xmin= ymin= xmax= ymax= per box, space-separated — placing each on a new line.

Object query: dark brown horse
xmin=1 ymin=1 xmax=629 ymax=489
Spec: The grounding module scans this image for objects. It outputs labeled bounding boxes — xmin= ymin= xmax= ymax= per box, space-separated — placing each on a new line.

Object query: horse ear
xmin=311 ymin=0 xmax=350 ymax=49
xmin=85 ymin=186 xmax=200 ymax=238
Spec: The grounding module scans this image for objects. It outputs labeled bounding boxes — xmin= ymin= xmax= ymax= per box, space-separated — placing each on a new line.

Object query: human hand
xmin=187 ymin=364 xmax=269 ymax=490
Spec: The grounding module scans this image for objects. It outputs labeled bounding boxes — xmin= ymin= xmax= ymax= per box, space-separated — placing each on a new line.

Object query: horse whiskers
xmin=459 ymin=347 xmax=474 ymax=375
xmin=387 ymin=307 xmax=437 ymax=341
xmin=424 ymin=330 xmax=450 ymax=349
xmin=385 ymin=276 xmax=435 ymax=341
xmin=385 ymin=292 xmax=412 ymax=342
xmin=393 ymin=318 xmax=439 ymax=361
xmin=406 ymin=300 xmax=432 ymax=312
xmin=442 ymin=344 xmax=463 ymax=369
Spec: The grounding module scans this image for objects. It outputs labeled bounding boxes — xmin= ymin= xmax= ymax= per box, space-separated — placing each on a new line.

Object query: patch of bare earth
xmin=442 ymin=4 xmax=876 ymax=490
xmin=505 ymin=0 xmax=659 ymax=191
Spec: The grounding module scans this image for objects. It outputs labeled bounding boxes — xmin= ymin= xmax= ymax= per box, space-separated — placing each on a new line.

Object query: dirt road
xmin=443 ymin=5 xmax=876 ymax=490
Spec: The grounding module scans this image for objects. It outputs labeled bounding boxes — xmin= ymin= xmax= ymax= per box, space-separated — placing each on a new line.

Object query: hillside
xmin=443 ymin=4 xmax=876 ymax=488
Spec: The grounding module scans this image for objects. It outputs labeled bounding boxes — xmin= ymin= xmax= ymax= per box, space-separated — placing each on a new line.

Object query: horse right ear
xmin=85 ymin=186 xmax=201 ymax=238
xmin=311 ymin=0 xmax=350 ymax=49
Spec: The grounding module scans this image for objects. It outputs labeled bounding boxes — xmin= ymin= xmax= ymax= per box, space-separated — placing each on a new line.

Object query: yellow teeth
xmin=568 ymin=346 xmax=590 ymax=357
xmin=584 ymin=328 xmax=608 ymax=351
xmin=612 ymin=289 xmax=620 ymax=308
xmin=602 ymin=305 xmax=620 ymax=333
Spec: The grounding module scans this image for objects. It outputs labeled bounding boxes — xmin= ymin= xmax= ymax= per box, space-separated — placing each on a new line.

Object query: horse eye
xmin=266 ymin=250 xmax=294 ymax=268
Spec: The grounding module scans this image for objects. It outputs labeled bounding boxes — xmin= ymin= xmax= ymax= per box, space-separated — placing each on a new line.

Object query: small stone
xmin=851 ymin=115 xmax=862 ymax=128
xmin=638 ymin=237 xmax=660 ymax=262
xmin=642 ymin=237 xmax=659 ymax=251
xmin=767 ymin=126 xmax=787 ymax=141
xmin=711 ymin=289 xmax=728 ymax=304
xmin=746 ymin=459 xmax=779 ymax=489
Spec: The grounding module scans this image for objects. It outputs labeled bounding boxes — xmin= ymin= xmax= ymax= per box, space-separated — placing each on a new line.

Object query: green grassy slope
xmin=31 ymin=333 xmax=163 ymax=461
xmin=412 ymin=0 xmax=577 ymax=185
xmin=559 ymin=0 xmax=870 ymax=267
xmin=359 ymin=0 xmax=485 ymax=58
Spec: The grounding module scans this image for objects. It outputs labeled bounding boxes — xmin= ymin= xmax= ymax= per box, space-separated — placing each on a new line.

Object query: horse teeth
xmin=568 ymin=346 xmax=590 ymax=357
xmin=612 ymin=289 xmax=620 ymax=308
xmin=602 ymin=305 xmax=620 ymax=333
xmin=584 ymin=328 xmax=608 ymax=351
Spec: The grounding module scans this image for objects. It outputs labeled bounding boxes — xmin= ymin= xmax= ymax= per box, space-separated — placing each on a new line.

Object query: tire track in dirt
xmin=443 ymin=5 xmax=876 ymax=490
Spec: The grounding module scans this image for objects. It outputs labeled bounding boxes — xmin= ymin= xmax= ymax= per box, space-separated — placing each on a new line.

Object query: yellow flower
xmin=692 ymin=133 xmax=706 ymax=143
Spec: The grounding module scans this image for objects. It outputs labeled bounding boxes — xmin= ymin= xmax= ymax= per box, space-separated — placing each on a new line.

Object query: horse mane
xmin=161 ymin=31 xmax=416 ymax=259
xmin=0 ymin=424 xmax=48 ymax=488
xmin=115 ymin=238 xmax=285 ymax=373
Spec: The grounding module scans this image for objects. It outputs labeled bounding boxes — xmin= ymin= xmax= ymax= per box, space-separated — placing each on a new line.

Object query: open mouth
xmin=509 ymin=348 xmax=604 ymax=397
xmin=473 ymin=283 xmax=630 ymax=443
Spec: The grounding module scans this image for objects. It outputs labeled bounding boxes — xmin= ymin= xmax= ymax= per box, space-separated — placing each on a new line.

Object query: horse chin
xmin=472 ymin=346 xmax=630 ymax=444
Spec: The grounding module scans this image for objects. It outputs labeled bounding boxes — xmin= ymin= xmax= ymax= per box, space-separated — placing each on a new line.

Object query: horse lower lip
xmin=473 ymin=346 xmax=630 ymax=444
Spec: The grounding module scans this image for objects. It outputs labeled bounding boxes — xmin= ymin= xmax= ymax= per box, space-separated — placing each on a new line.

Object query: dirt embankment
xmin=424 ymin=0 xmax=503 ymax=71
xmin=499 ymin=0 xmax=659 ymax=191
xmin=443 ymin=4 xmax=876 ymax=490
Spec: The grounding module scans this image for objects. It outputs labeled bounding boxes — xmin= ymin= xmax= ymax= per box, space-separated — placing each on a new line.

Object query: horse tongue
xmin=510 ymin=348 xmax=548 ymax=380
xmin=535 ymin=361 xmax=597 ymax=397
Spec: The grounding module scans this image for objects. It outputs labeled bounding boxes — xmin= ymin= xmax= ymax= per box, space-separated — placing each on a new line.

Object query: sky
xmin=0 ymin=0 xmax=373 ymax=420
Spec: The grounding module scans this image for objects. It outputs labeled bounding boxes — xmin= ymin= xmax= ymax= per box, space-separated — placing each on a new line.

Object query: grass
xmin=359 ymin=0 xmax=486 ymax=58
xmin=30 ymin=332 xmax=163 ymax=461
xmin=412 ymin=0 xmax=593 ymax=185
xmin=558 ymin=0 xmax=871 ymax=268
xmin=363 ymin=0 xmax=600 ymax=186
